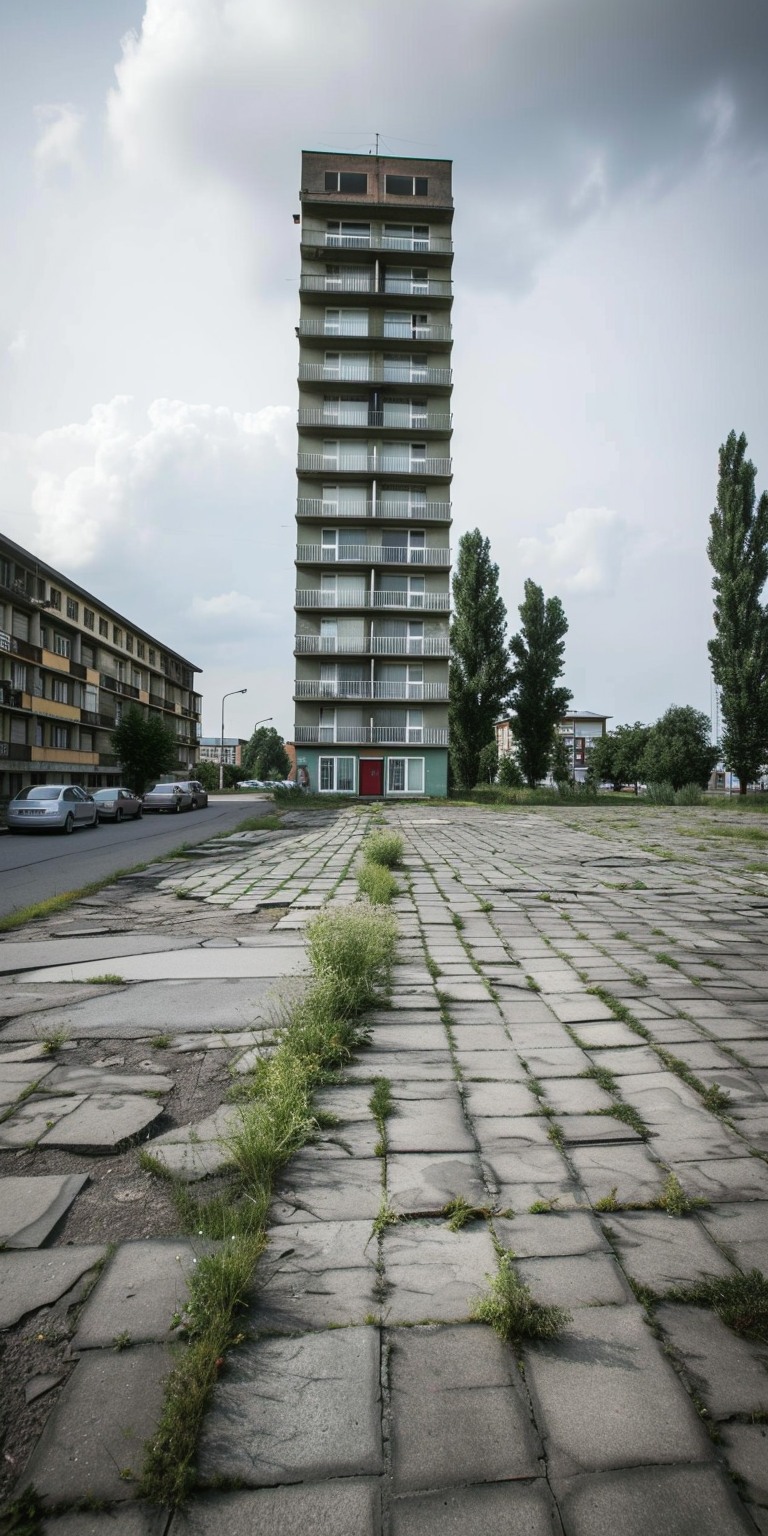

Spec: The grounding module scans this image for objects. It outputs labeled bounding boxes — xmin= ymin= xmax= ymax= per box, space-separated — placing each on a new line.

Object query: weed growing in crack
xmin=580 ymin=1064 xmax=618 ymax=1094
xmin=363 ymin=831 xmax=403 ymax=868
xmin=451 ymin=912 xmax=465 ymax=931
xmin=591 ymin=1104 xmax=650 ymax=1139
xmin=85 ymin=973 xmax=125 ymax=985
xmin=595 ymin=1186 xmax=620 ymax=1211
xmin=529 ymin=1198 xmax=560 ymax=1214
xmin=372 ymin=1194 xmax=401 ymax=1236
xmin=442 ymin=1195 xmax=492 ymax=1231
xmin=666 ymin=1270 xmax=768 ymax=1343
xmin=654 ymin=1171 xmax=708 ymax=1216
xmin=38 ymin=1024 xmax=69 ymax=1054
xmin=471 ymin=1252 xmax=571 ymax=1342
xmin=357 ymin=861 xmax=399 ymax=905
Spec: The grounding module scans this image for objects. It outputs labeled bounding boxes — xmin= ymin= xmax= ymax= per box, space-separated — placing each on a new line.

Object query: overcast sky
xmin=1 ymin=0 xmax=767 ymax=742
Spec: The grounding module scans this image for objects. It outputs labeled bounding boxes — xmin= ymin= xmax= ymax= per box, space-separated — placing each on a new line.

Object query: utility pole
xmin=220 ymin=688 xmax=247 ymax=791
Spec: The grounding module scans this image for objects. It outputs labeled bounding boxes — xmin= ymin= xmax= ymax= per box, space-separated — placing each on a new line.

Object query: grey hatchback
xmin=175 ymin=780 xmax=209 ymax=809
xmin=142 ymin=782 xmax=194 ymax=813
xmin=93 ymin=787 xmax=143 ymax=821
xmin=7 ymin=784 xmax=99 ymax=834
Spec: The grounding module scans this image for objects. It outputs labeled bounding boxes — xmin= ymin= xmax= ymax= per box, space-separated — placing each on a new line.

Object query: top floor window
xmin=113 ymin=625 xmax=122 ymax=645
xmin=137 ymin=640 xmax=145 ymax=659
xmin=125 ymin=633 xmax=134 ymax=654
xmin=83 ymin=607 xmax=95 ymax=630
xmin=325 ymin=170 xmax=367 ymax=194
xmin=385 ymin=175 xmax=428 ymax=197
xmin=53 ymin=632 xmax=71 ymax=658
xmin=49 ymin=587 xmax=62 ymax=610
xmin=148 ymin=648 xmax=156 ymax=667
xmin=99 ymin=617 xmax=108 ymax=637
xmin=66 ymin=597 xmax=79 ymax=621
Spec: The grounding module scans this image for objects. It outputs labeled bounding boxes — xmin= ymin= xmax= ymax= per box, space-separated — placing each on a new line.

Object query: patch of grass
xmin=479 ymin=900 xmax=493 ymax=913
xmin=150 ymin=1035 xmax=171 ymax=1049
xmin=442 ymin=1195 xmax=492 ymax=1231
xmin=547 ymin=1122 xmax=565 ymax=1151
xmin=593 ymin=1103 xmax=650 ymax=1138
xmin=451 ymin=912 xmax=465 ymax=931
xmin=529 ymin=1198 xmax=559 ymax=1213
xmin=580 ymin=1063 xmax=618 ymax=1094
xmin=113 ymin=1331 xmax=132 ymax=1351
xmin=363 ymin=830 xmax=403 ymax=867
xmin=586 ymin=986 xmax=652 ymax=1040
xmin=0 ymin=1485 xmax=46 ymax=1535
xmin=613 ymin=930 xmax=630 ymax=941
xmin=231 ymin=814 xmax=283 ymax=833
xmin=85 ymin=972 xmax=125 ymax=985
xmin=666 ymin=1269 xmax=768 ymax=1342
xmin=138 ymin=1150 xmax=173 ymax=1181
xmin=370 ymin=1076 xmax=394 ymax=1125
xmin=372 ymin=1194 xmax=401 ymax=1236
xmin=38 ymin=1024 xmax=69 ymax=1054
xmin=537 ymin=892 xmax=552 ymax=902
xmin=470 ymin=1252 xmax=571 ymax=1342
xmin=595 ymin=1186 xmax=619 ymax=1211
xmin=425 ymin=954 xmax=442 ymax=980
xmin=655 ymin=952 xmax=680 ymax=970
xmin=526 ymin=975 xmax=542 ymax=992
xmin=653 ymin=1171 xmax=707 ymax=1216
xmin=357 ymin=861 xmax=399 ymax=905
xmin=702 ymin=1083 xmax=732 ymax=1114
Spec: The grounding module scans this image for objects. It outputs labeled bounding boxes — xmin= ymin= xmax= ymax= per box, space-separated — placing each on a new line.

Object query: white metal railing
xmin=297 ymin=454 xmax=451 ymax=476
xmin=296 ymin=544 xmax=451 ymax=566
xmin=295 ymin=589 xmax=371 ymax=608
xmin=294 ymin=593 xmax=449 ymax=613
xmin=297 ymin=498 xmax=451 ymax=522
xmin=298 ymin=411 xmax=452 ymax=432
xmin=300 ymin=275 xmax=452 ymax=297
xmin=0 ymin=631 xmax=10 ymax=652
xmin=294 ymin=681 xmax=448 ymax=701
xmin=294 ymin=725 xmax=448 ymax=745
xmin=302 ymin=231 xmax=453 ymax=254
xmin=298 ymin=320 xmax=452 ymax=342
xmin=298 ymin=364 xmax=452 ymax=387
xmin=295 ymin=633 xmax=371 ymax=652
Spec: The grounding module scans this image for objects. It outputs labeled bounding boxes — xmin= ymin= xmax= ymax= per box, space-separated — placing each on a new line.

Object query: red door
xmin=359 ymin=758 xmax=383 ymax=796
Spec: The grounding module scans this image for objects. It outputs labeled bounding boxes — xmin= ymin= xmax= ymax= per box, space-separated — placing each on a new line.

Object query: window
xmin=325 ymin=221 xmax=371 ymax=248
xmin=148 ymin=648 xmax=156 ymax=666
xmin=35 ymin=721 xmax=44 ymax=747
xmin=324 ymin=170 xmax=367 ymax=194
xmin=125 ymin=633 xmax=134 ymax=653
xmin=113 ymin=625 xmax=122 ymax=646
xmin=324 ymin=308 xmax=368 ymax=337
xmin=387 ymin=756 xmax=424 ymax=793
xmin=66 ymin=597 xmax=79 ymax=620
xmin=81 ymin=642 xmax=94 ymax=669
xmin=84 ymin=607 xmax=95 ymax=629
xmin=12 ymin=610 xmax=29 ymax=642
xmin=137 ymin=641 xmax=145 ymax=659
xmin=319 ymin=756 xmax=355 ymax=792
xmin=52 ymin=725 xmax=70 ymax=749
xmin=84 ymin=684 xmax=98 ymax=713
xmin=99 ymin=617 xmax=108 ymax=637
xmin=49 ymin=587 xmax=62 ymax=610
xmin=53 ymin=678 xmax=70 ymax=704
xmin=11 ymin=662 xmax=26 ymax=690
xmin=385 ymin=175 xmax=428 ymax=197
xmin=53 ymin=633 xmax=71 ymax=658
xmin=80 ymin=730 xmax=93 ymax=752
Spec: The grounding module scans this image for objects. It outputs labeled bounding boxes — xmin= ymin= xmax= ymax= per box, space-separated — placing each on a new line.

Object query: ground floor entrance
xmin=359 ymin=758 xmax=383 ymax=797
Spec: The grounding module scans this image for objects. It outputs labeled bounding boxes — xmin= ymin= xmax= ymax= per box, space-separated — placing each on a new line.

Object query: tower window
xmin=385 ymin=175 xmax=428 ymax=197
xmin=325 ymin=171 xmax=367 ymax=194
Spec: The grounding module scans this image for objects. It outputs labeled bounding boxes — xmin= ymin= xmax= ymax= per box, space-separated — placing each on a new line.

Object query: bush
xmin=470 ymin=1252 xmax=571 ymax=1342
xmin=358 ymin=862 xmax=399 ymax=905
xmin=364 ymin=831 xmax=403 ymax=867
xmin=498 ymin=755 xmax=524 ymax=789
xmin=674 ymin=782 xmax=703 ymax=806
xmin=306 ymin=904 xmax=398 ymax=1011
xmin=644 ymin=781 xmax=675 ymax=805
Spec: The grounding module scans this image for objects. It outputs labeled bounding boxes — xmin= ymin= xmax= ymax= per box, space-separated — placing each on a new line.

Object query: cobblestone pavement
xmin=2 ymin=802 xmax=768 ymax=1534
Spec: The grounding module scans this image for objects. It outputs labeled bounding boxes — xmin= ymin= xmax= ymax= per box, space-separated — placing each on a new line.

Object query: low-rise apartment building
xmin=0 ymin=532 xmax=202 ymax=799
xmin=496 ymin=709 xmax=610 ymax=779
xmin=199 ymin=737 xmax=247 ymax=767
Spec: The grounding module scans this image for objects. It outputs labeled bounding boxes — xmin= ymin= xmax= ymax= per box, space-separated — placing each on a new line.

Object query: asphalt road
xmin=0 ymin=795 xmax=273 ymax=919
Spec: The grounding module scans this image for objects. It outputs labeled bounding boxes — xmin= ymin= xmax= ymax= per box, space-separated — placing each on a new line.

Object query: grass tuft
xmin=442 ymin=1195 xmax=492 ymax=1231
xmin=357 ymin=861 xmax=399 ymax=905
xmin=653 ymin=1171 xmax=708 ymax=1216
xmin=666 ymin=1269 xmax=768 ymax=1342
xmin=150 ymin=1035 xmax=171 ymax=1049
xmin=38 ymin=1024 xmax=69 ymax=1054
xmin=363 ymin=831 xmax=403 ymax=868
xmin=470 ymin=1252 xmax=571 ymax=1342
xmin=595 ymin=1186 xmax=619 ymax=1211
xmin=85 ymin=973 xmax=125 ymax=985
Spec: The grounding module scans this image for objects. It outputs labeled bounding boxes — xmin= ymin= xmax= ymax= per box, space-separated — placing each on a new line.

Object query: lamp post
xmin=220 ymin=689 xmax=248 ymax=791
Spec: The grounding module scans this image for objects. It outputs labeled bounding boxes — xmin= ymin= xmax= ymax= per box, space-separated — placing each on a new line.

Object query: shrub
xmin=498 ymin=755 xmax=524 ymax=788
xmin=644 ymin=781 xmax=675 ymax=805
xmin=358 ymin=862 xmax=398 ymax=905
xmin=674 ymin=782 xmax=703 ymax=806
xmin=364 ymin=831 xmax=404 ymax=867
xmin=306 ymin=904 xmax=397 ymax=1010
xmin=471 ymin=1252 xmax=571 ymax=1342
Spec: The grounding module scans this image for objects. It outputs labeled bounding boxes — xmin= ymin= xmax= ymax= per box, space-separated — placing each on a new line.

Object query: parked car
xmin=92 ymin=787 xmax=143 ymax=822
xmin=7 ymin=784 xmax=99 ymax=834
xmin=142 ymin=782 xmax=194 ymax=814
xmin=237 ymin=779 xmax=266 ymax=789
xmin=174 ymin=780 xmax=209 ymax=809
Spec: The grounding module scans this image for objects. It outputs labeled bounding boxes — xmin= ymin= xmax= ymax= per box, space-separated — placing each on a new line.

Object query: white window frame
xmin=386 ymin=756 xmax=425 ymax=794
xmin=318 ymin=755 xmax=357 ymax=793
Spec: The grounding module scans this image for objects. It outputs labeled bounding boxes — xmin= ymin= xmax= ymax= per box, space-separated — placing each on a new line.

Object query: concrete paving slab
xmin=23 ymin=1344 xmax=171 ymax=1502
xmin=463 ymin=1081 xmax=541 ymax=1117
xmin=168 ymin=1481 xmax=381 ymax=1536
xmin=383 ymin=1221 xmax=496 ymax=1323
xmin=495 ymin=1211 xmax=607 ymax=1258
xmin=368 ymin=1025 xmax=447 ymax=1051
xmin=700 ymin=1202 xmax=768 ymax=1271
xmin=387 ymin=1153 xmax=487 ymax=1216
xmin=483 ymin=1145 xmax=571 ymax=1191
xmin=542 ymin=1078 xmax=615 ymax=1113
xmin=147 ymin=1141 xmax=234 ymax=1181
xmin=555 ymin=1113 xmax=642 ymax=1144
xmin=546 ymin=996 xmax=615 ymax=1023
xmin=388 ymin=1323 xmax=541 ymax=1492
xmin=390 ymin=1480 xmax=558 ymax=1535
xmin=0 ymin=978 xmax=281 ymax=1040
xmin=313 ymin=1084 xmax=379 ymax=1123
xmin=556 ymin=1463 xmax=756 ymax=1536
xmin=250 ymin=1220 xmax=378 ymax=1329
xmin=588 ymin=1046 xmax=665 ymax=1075
xmin=43 ymin=1510 xmax=168 ymax=1536
xmin=0 ymin=1173 xmax=89 ymax=1248
xmin=607 ymin=1211 xmax=736 ymax=1291
xmin=517 ymin=1252 xmax=631 ymax=1307
xmin=38 ymin=1093 xmax=164 ymax=1151
xmin=386 ymin=1094 xmax=474 ymax=1153
xmin=42 ymin=1066 xmax=174 ymax=1095
xmin=75 ymin=1240 xmax=211 ymax=1346
xmin=571 ymin=1022 xmax=646 ymax=1048
xmin=343 ymin=1051 xmax=455 ymax=1082
xmin=522 ymin=1047 xmax=590 ymax=1078
xmin=24 ymin=946 xmax=309 ymax=983
xmin=0 ymin=1246 xmax=106 ymax=1329
xmin=568 ymin=1144 xmax=665 ymax=1207
xmin=676 ymin=1156 xmax=768 ymax=1200
xmin=0 ymin=936 xmax=198 ymax=974
xmin=454 ymin=1050 xmax=528 ymax=1081
xmin=474 ymin=1116 xmax=552 ymax=1153
xmin=0 ymin=1093 xmax=86 ymax=1148
xmin=657 ymin=1304 xmax=768 ymax=1416
xmin=0 ymin=1042 xmax=50 ymax=1062
xmin=524 ymin=1304 xmax=710 ymax=1478
xmin=272 ymin=1154 xmax=383 ymax=1223
xmin=0 ymin=1061 xmax=55 ymax=1104
xmin=197 ymin=1327 xmax=382 ymax=1485
xmin=720 ymin=1422 xmax=768 ymax=1510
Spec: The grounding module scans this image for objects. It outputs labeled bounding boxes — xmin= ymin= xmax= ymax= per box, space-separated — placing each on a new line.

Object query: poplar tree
xmin=508 ymin=580 xmax=571 ymax=787
xmin=449 ymin=530 xmax=513 ymax=789
xmin=708 ymin=431 xmax=768 ymax=793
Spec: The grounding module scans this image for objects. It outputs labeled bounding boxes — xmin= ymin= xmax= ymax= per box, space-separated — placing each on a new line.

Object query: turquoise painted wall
xmin=294 ymin=748 xmax=448 ymax=798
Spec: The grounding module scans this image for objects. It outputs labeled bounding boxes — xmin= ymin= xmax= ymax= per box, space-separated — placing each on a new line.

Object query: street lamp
xmin=220 ymin=688 xmax=248 ymax=791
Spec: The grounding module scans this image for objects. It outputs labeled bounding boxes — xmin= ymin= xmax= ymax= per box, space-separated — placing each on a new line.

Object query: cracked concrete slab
xmin=0 ymin=1246 xmax=106 ymax=1329
xmin=0 ymin=1174 xmax=89 ymax=1248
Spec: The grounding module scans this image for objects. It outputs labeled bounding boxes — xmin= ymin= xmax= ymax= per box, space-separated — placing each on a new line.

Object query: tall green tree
xmin=640 ymin=705 xmax=718 ymax=790
xmin=242 ymin=725 xmax=291 ymax=780
xmin=590 ymin=723 xmax=650 ymax=792
xmin=708 ymin=430 xmax=768 ymax=793
xmin=549 ymin=730 xmax=573 ymax=788
xmin=508 ymin=581 xmax=571 ymax=786
xmin=111 ymin=705 xmax=176 ymax=794
xmin=449 ymin=530 xmax=513 ymax=789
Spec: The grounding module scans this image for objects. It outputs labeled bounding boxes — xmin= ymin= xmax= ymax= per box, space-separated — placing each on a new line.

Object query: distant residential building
xmin=496 ymin=710 xmax=610 ymax=779
xmin=199 ymin=737 xmax=247 ymax=768
xmin=0 ymin=531 xmax=202 ymax=799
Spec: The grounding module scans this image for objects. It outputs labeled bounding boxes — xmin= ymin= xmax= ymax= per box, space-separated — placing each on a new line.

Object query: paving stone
xmin=0 ymin=1060 xmax=55 ymax=1104
xmin=37 ymin=1093 xmax=164 ymax=1151
xmin=568 ymin=1143 xmax=665 ymax=1206
xmin=720 ymin=1422 xmax=768 ymax=1509
xmin=463 ymin=1081 xmax=541 ymax=1117
xmin=0 ymin=1245 xmax=106 ymax=1329
xmin=148 ymin=1141 xmax=233 ymax=1181
xmin=524 ymin=1304 xmax=710 ymax=1478
xmin=588 ymin=1046 xmax=665 ymax=1075
xmin=197 ymin=1327 xmax=382 ymax=1484
xmin=2 ymin=978 xmax=279 ymax=1040
xmin=607 ymin=1211 xmax=736 ymax=1291
xmin=657 ymin=1304 xmax=768 ymax=1416
xmin=313 ymin=1084 xmax=378 ymax=1122
xmin=0 ymin=1093 xmax=87 ymax=1148
xmin=555 ymin=1114 xmax=642 ymax=1144
xmin=24 ymin=1344 xmax=171 ymax=1502
xmin=386 ymin=1094 xmax=474 ymax=1153
xmin=272 ymin=1154 xmax=383 ymax=1222
xmin=0 ymin=1173 xmax=89 ymax=1248
xmin=556 ymin=1463 xmax=756 ymax=1536
xmin=75 ymin=1239 xmax=212 ymax=1346
xmin=517 ymin=1251 xmax=631 ymax=1307
xmin=672 ymin=1156 xmax=768 ymax=1201
xmin=42 ymin=1066 xmax=174 ymax=1095
xmin=249 ymin=1220 xmax=377 ymax=1329
xmin=25 ymin=945 xmax=309 ymax=983
xmin=541 ymin=1078 xmax=615 ymax=1113
xmin=483 ymin=1145 xmax=571 ymax=1191
xmin=572 ymin=1022 xmax=646 ymax=1048
xmin=546 ymin=995 xmax=615 ymax=1023
xmin=43 ymin=1510 xmax=168 ymax=1536
xmin=474 ymin=1116 xmax=551 ymax=1153
xmin=390 ymin=1480 xmax=558 ymax=1535
xmin=521 ymin=1046 xmax=589 ymax=1078
xmin=700 ymin=1202 xmax=768 ymax=1271
xmin=168 ymin=1481 xmax=381 ymax=1536
xmin=454 ymin=1050 xmax=527 ymax=1080
xmin=388 ymin=1323 xmax=541 ymax=1492
xmin=382 ymin=1221 xmax=496 ymax=1323
xmin=343 ymin=1050 xmax=455 ymax=1081
xmin=449 ymin=1025 xmax=514 ymax=1052
xmin=619 ymin=1071 xmax=704 ymax=1113
xmin=495 ymin=1211 xmax=608 ymax=1257
xmin=368 ymin=1025 xmax=447 ymax=1051
xmin=387 ymin=1152 xmax=487 ymax=1216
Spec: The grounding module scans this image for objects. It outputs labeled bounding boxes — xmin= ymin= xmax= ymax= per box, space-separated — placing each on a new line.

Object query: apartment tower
xmin=293 ymin=151 xmax=453 ymax=797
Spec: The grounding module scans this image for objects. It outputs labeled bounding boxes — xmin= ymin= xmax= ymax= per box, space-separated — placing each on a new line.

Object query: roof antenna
xmin=375 ymin=131 xmax=379 ymax=156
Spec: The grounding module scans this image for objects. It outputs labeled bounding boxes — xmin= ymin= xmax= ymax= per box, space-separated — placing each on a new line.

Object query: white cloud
xmin=518 ymin=507 xmax=631 ymax=595
xmin=7 ymin=330 xmax=27 ymax=361
xmin=190 ymin=589 xmax=272 ymax=633
xmin=33 ymin=103 xmax=85 ymax=179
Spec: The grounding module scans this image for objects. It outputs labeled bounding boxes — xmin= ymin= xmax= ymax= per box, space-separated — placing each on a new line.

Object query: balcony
xmin=0 ymin=631 xmax=43 ymax=664
xmin=301 ymin=229 xmax=453 ymax=255
xmin=295 ymin=632 xmax=449 ymax=656
xmin=298 ymin=319 xmax=451 ymax=344
xmin=297 ymin=453 xmax=451 ymax=478
xmin=298 ymin=411 xmax=452 ymax=435
xmin=0 ymin=687 xmax=24 ymax=709
xmin=294 ymin=680 xmax=448 ymax=701
xmin=294 ymin=725 xmax=448 ymax=746
xmin=100 ymin=674 xmax=140 ymax=700
xmin=297 ymin=544 xmax=450 ymax=567
xmin=0 ymin=741 xmax=31 ymax=760
xmin=297 ymin=498 xmax=451 ymax=523
xmin=295 ymin=590 xmax=449 ymax=615
xmin=300 ymin=276 xmax=452 ymax=299
xmin=299 ymin=363 xmax=451 ymax=389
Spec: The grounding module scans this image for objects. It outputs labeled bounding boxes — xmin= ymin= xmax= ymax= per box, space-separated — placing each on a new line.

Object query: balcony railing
xmin=295 ymin=632 xmax=449 ymax=656
xmin=300 ymin=275 xmax=452 ymax=297
xmin=297 ymin=498 xmax=451 ymax=522
xmin=0 ymin=632 xmax=42 ymax=663
xmin=298 ymin=411 xmax=452 ymax=433
xmin=0 ymin=741 xmax=31 ymax=759
xmin=295 ymin=590 xmax=449 ymax=615
xmin=294 ymin=725 xmax=448 ymax=745
xmin=0 ymin=631 xmax=9 ymax=653
xmin=297 ymin=544 xmax=450 ymax=567
xmin=100 ymin=674 xmax=140 ymax=699
xmin=294 ymin=680 xmax=448 ymax=701
xmin=299 ymin=364 xmax=452 ymax=388
xmin=0 ymin=688 xmax=24 ymax=709
xmin=297 ymin=454 xmax=451 ymax=477
xmin=301 ymin=229 xmax=453 ymax=254
xmin=298 ymin=320 xmax=451 ymax=342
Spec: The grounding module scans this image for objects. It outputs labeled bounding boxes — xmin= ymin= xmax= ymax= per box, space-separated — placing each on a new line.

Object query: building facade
xmin=293 ymin=151 xmax=453 ymax=797
xmin=496 ymin=710 xmax=610 ymax=781
xmin=0 ymin=533 xmax=202 ymax=800
xmin=199 ymin=737 xmax=247 ymax=767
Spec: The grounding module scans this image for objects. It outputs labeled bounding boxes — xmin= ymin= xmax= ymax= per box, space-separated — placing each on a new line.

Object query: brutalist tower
xmin=292 ymin=151 xmax=453 ymax=797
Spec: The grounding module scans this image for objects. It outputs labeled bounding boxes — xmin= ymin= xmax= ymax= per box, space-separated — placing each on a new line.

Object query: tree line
xmin=450 ymin=429 xmax=768 ymax=795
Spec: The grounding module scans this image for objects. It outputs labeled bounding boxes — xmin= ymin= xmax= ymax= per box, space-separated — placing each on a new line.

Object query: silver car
xmin=175 ymin=780 xmax=209 ymax=809
xmin=7 ymin=784 xmax=99 ymax=834
xmin=93 ymin=787 xmax=143 ymax=822
xmin=142 ymin=782 xmax=194 ymax=814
